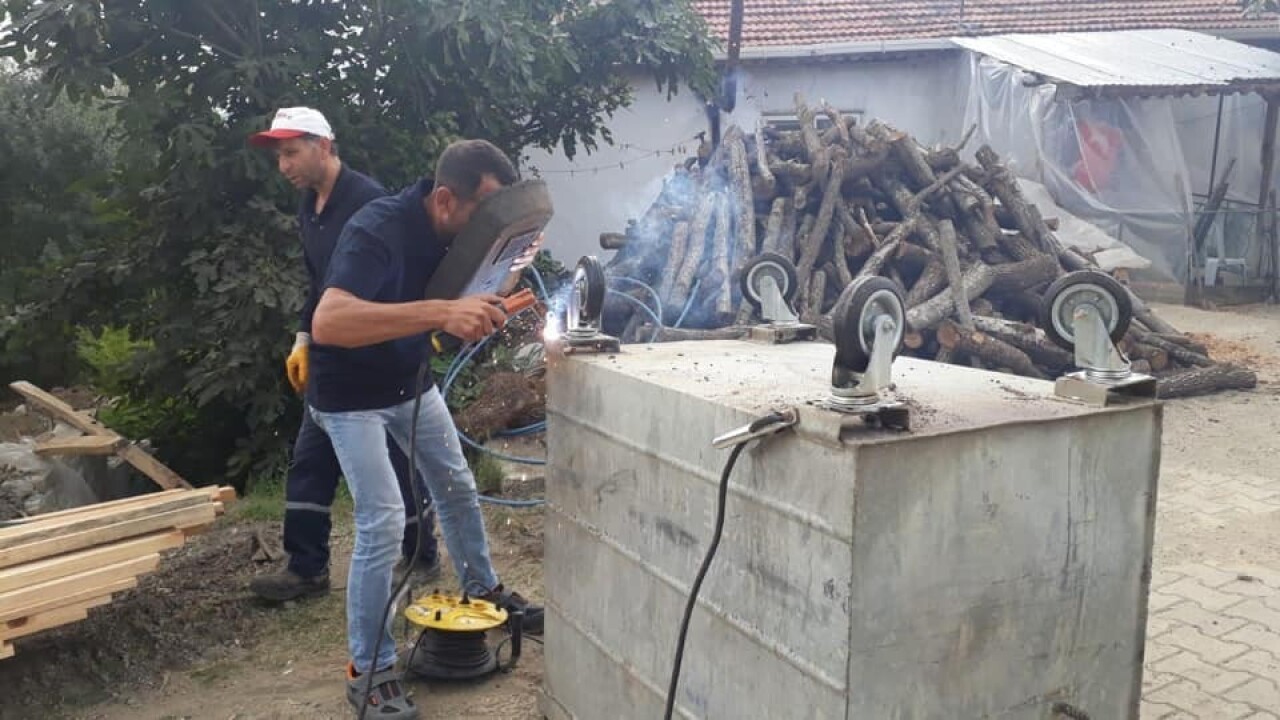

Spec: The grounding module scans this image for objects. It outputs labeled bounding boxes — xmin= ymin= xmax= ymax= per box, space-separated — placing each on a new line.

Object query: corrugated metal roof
xmin=952 ymin=29 xmax=1280 ymax=95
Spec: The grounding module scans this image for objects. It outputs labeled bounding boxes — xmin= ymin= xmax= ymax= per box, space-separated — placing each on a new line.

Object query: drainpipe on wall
xmin=707 ymin=0 xmax=745 ymax=149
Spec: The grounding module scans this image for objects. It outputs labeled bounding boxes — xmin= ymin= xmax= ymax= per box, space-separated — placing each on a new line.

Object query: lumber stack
xmin=0 ymin=485 xmax=234 ymax=660
xmin=600 ymin=94 xmax=1256 ymax=399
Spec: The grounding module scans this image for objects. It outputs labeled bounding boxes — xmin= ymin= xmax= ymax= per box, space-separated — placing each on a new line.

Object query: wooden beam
xmin=8 ymin=381 xmax=191 ymax=490
xmin=33 ymin=435 xmax=125 ymax=457
xmin=0 ymin=554 xmax=160 ymax=617
xmin=0 ymin=577 xmax=136 ymax=624
xmin=0 ymin=504 xmax=216 ymax=570
xmin=0 ymin=642 xmax=12 ymax=660
xmin=7 ymin=486 xmax=235 ymax=526
xmin=0 ymin=495 xmax=211 ymax=552
xmin=1260 ymin=95 xmax=1280 ymax=216
xmin=2 ymin=596 xmax=115 ymax=641
xmin=0 ymin=531 xmax=184 ymax=594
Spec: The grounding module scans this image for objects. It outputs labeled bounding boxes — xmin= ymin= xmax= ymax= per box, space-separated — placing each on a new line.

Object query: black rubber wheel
xmin=573 ymin=255 xmax=606 ymax=325
xmin=1039 ymin=270 xmax=1133 ymax=351
xmin=831 ymin=275 xmax=906 ymax=373
xmin=739 ymin=253 xmax=799 ymax=311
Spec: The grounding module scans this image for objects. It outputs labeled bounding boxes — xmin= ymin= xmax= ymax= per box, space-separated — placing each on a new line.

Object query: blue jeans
xmin=311 ymin=387 xmax=500 ymax=673
xmin=283 ymin=407 xmax=438 ymax=578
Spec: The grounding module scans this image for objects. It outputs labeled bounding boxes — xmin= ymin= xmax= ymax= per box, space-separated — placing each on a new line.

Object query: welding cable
xmin=606 ymin=290 xmax=664 ymax=343
xmin=662 ymin=412 xmax=786 ymax=720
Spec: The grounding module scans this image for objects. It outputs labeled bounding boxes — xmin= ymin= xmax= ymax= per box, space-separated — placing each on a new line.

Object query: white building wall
xmin=525 ymin=52 xmax=969 ymax=265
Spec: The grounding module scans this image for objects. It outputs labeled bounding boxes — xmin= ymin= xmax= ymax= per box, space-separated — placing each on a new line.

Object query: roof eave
xmin=712 ymin=26 xmax=1280 ymax=63
xmin=713 ymin=37 xmax=956 ymax=62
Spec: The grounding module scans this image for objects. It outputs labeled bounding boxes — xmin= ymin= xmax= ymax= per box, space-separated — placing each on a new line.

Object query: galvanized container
xmin=541 ymin=340 xmax=1160 ymax=720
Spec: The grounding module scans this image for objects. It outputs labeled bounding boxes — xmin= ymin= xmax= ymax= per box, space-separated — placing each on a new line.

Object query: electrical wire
xmin=662 ymin=412 xmax=786 ymax=720
xmin=358 ymin=360 xmax=431 ymax=720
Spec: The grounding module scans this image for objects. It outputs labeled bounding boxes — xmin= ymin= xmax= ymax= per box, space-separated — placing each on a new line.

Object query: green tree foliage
xmin=1243 ymin=0 xmax=1279 ymax=17
xmin=0 ymin=1 xmax=716 ymax=487
xmin=0 ymin=64 xmax=123 ymax=386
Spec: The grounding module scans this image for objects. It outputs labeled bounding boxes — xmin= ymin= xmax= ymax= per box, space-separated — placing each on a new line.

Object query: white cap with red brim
xmin=249 ymin=107 xmax=334 ymax=146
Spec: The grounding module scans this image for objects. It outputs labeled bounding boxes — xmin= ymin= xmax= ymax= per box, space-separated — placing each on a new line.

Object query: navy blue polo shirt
xmin=308 ymin=178 xmax=448 ymax=413
xmin=297 ymin=165 xmax=387 ymax=333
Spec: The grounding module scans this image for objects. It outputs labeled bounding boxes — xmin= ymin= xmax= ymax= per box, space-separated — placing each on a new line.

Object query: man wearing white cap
xmin=247 ymin=107 xmax=441 ymax=603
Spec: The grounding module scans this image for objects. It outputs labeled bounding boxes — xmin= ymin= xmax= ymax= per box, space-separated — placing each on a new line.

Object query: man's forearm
xmin=312 ymin=288 xmax=448 ymax=348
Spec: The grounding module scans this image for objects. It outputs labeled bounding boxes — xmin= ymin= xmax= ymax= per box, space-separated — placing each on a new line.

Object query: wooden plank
xmin=8 ymin=381 xmax=192 ymax=490
xmin=2 ymin=596 xmax=116 ymax=641
xmin=115 ymin=445 xmax=191 ymax=490
xmin=33 ymin=435 xmax=125 ymax=457
xmin=0 ymin=642 xmax=12 ymax=660
xmin=0 ymin=577 xmax=136 ymax=624
xmin=9 ymin=486 xmax=233 ymax=526
xmin=0 ymin=495 xmax=211 ymax=551
xmin=5 ymin=489 xmax=192 ymax=524
xmin=0 ymin=554 xmax=160 ymax=617
xmin=8 ymin=381 xmax=107 ymax=436
xmin=0 ymin=531 xmax=184 ymax=594
xmin=0 ymin=504 xmax=215 ymax=570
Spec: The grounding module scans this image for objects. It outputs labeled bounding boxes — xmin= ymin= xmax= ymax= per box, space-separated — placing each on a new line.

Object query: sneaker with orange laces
xmin=345 ymin=661 xmax=418 ymax=719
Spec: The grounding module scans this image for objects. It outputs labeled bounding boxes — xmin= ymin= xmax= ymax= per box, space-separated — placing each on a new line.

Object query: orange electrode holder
xmin=430 ymin=288 xmax=542 ymax=354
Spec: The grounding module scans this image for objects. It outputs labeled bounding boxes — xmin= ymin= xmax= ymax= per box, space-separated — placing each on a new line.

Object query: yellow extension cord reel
xmin=403 ymin=591 xmax=523 ymax=681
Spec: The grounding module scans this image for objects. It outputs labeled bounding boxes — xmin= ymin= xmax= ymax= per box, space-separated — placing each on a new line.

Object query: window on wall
xmin=761 ymin=109 xmax=865 ymax=133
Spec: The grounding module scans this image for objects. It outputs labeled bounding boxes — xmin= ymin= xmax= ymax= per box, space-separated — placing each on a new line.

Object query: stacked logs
xmin=599 ymin=94 xmax=1256 ymax=399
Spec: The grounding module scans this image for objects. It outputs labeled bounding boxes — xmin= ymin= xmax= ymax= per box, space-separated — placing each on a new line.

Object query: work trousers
xmin=283 ymin=407 xmax=438 ymax=579
xmin=311 ymin=387 xmax=500 ymax=673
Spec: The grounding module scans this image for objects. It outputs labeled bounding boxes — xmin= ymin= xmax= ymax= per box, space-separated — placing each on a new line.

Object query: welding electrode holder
xmin=429 ymin=288 xmax=540 ymax=355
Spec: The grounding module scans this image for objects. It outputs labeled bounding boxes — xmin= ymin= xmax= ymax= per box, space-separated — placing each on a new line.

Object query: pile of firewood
xmin=599 ymin=94 xmax=1257 ymax=399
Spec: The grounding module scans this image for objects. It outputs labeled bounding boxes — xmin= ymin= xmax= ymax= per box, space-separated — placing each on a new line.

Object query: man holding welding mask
xmin=247 ymin=107 xmax=442 ymax=604
xmin=308 ymin=139 xmax=543 ymax=718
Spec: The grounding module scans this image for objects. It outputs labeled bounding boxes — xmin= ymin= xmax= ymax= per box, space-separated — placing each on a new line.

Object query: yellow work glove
xmin=286 ymin=332 xmax=310 ymax=393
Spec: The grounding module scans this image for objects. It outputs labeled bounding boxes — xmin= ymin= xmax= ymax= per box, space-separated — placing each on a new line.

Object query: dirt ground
xmin=2 ymin=302 xmax=1277 ymax=720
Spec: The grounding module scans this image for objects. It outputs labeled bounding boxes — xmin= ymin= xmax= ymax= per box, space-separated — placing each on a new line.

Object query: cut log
xmin=657 ymin=221 xmax=691 ymax=306
xmin=647 ymin=326 xmax=749 ymax=342
xmin=795 ymin=93 xmax=829 ymax=184
xmin=761 ymin=197 xmax=788 ymax=254
xmin=970 ymin=315 xmax=1074 ymax=372
xmin=1126 ymin=343 xmax=1170 ymax=373
xmin=907 ymin=255 xmax=1058 ymax=330
xmin=1132 ymin=329 xmax=1214 ymax=368
xmin=752 ymin=122 xmax=777 ymax=201
xmin=935 ymin=219 xmax=973 ymax=328
xmin=1148 ymin=332 xmax=1208 ymax=355
xmin=906 ymin=258 xmax=947 ymax=307
xmin=454 ymin=372 xmax=545 ymax=441
xmin=1157 ymin=365 xmax=1257 ymax=399
xmin=797 ymin=149 xmax=847 ymax=302
xmin=726 ymin=127 xmax=758 ymax=270
xmin=975 ymin=145 xmax=1064 ymax=256
xmin=712 ymin=195 xmax=734 ymax=319
xmin=858 ymin=216 xmax=921 ymax=279
xmin=938 ymin=321 xmax=1047 ymax=379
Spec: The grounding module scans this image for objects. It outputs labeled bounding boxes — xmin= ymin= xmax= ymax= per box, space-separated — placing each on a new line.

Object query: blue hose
xmin=607 ymin=290 xmax=663 ymax=343
xmin=673 ymin=277 xmax=702 ymax=329
xmin=608 ymin=275 xmax=664 ymax=328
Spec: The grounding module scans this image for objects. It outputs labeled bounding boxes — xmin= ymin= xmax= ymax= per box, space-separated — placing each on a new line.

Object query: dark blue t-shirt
xmin=297 ymin=165 xmax=387 ymax=333
xmin=308 ymin=178 xmax=448 ymax=413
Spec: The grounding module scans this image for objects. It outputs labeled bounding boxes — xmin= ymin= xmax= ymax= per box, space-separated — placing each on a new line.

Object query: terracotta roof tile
xmin=693 ymin=0 xmax=1276 ymax=48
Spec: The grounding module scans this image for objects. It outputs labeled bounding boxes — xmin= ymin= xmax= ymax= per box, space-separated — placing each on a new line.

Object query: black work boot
xmin=480 ymin=584 xmax=544 ymax=635
xmin=393 ymin=554 xmax=443 ymax=595
xmin=249 ymin=569 xmax=330 ymax=602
